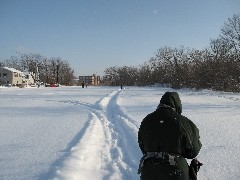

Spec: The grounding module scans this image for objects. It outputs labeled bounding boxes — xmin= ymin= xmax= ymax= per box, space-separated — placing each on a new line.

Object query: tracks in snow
xmin=54 ymin=90 xmax=141 ymax=180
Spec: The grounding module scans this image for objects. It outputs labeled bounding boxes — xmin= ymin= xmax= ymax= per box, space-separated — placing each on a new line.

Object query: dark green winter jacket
xmin=138 ymin=92 xmax=202 ymax=180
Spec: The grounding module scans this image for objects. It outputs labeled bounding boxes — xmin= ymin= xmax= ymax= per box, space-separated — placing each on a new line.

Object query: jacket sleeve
xmin=181 ymin=118 xmax=202 ymax=159
xmin=138 ymin=118 xmax=147 ymax=155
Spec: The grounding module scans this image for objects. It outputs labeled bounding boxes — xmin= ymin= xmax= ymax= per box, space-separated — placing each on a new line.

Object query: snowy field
xmin=0 ymin=86 xmax=240 ymax=180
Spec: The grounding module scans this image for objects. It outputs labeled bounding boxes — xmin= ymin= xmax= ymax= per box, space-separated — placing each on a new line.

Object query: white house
xmin=23 ymin=72 xmax=36 ymax=86
xmin=0 ymin=67 xmax=24 ymax=86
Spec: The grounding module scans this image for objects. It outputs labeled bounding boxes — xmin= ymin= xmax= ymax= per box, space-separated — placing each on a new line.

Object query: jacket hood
xmin=158 ymin=92 xmax=182 ymax=114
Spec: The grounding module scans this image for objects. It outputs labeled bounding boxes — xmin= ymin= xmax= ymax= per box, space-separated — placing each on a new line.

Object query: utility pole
xmin=36 ymin=63 xmax=40 ymax=88
xmin=56 ymin=60 xmax=59 ymax=84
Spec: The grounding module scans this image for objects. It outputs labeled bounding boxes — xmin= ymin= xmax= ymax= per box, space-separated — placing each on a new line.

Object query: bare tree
xmin=0 ymin=53 xmax=75 ymax=86
xmin=220 ymin=13 xmax=240 ymax=54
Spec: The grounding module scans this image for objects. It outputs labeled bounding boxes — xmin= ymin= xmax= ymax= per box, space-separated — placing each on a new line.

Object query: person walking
xmin=138 ymin=92 xmax=202 ymax=180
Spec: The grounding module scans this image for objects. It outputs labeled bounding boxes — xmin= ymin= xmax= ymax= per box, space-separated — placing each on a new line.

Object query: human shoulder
xmin=145 ymin=110 xmax=158 ymax=118
xmin=141 ymin=111 xmax=157 ymax=123
xmin=179 ymin=114 xmax=199 ymax=132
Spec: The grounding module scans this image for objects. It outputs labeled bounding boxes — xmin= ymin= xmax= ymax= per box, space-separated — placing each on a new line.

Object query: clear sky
xmin=0 ymin=0 xmax=239 ymax=76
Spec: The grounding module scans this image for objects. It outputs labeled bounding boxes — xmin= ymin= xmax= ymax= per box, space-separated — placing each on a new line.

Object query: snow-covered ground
xmin=0 ymin=86 xmax=240 ymax=180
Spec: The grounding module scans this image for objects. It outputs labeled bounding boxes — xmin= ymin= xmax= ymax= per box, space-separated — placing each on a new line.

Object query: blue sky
xmin=0 ymin=0 xmax=239 ymax=76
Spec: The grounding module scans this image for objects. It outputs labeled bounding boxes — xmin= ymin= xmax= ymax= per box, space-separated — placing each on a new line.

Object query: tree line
xmin=0 ymin=54 xmax=75 ymax=86
xmin=103 ymin=13 xmax=240 ymax=92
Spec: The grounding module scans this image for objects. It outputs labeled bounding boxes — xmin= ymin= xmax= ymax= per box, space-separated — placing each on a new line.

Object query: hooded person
xmin=138 ymin=92 xmax=202 ymax=180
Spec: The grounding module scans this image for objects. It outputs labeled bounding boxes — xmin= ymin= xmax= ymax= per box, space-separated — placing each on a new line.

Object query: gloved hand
xmin=189 ymin=159 xmax=203 ymax=180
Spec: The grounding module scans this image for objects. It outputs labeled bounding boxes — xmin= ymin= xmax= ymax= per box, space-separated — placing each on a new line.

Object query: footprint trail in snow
xmin=53 ymin=90 xmax=141 ymax=180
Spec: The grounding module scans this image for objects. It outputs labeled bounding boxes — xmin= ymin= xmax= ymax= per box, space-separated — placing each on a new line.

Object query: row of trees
xmin=103 ymin=13 xmax=240 ymax=92
xmin=0 ymin=54 xmax=75 ymax=86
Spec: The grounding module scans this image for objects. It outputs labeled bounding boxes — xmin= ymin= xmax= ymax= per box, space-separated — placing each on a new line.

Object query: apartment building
xmin=79 ymin=74 xmax=101 ymax=86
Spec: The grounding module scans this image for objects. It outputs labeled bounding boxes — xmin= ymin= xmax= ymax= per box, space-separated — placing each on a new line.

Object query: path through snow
xmin=53 ymin=89 xmax=141 ymax=180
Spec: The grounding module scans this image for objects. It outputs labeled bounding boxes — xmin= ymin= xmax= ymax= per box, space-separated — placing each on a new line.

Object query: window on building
xmin=14 ymin=72 xmax=18 ymax=77
xmin=3 ymin=73 xmax=7 ymax=77
xmin=0 ymin=73 xmax=1 ymax=77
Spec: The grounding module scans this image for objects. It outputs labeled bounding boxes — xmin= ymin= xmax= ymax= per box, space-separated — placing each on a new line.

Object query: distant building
xmin=0 ymin=67 xmax=24 ymax=86
xmin=23 ymin=72 xmax=36 ymax=86
xmin=79 ymin=74 xmax=101 ymax=86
